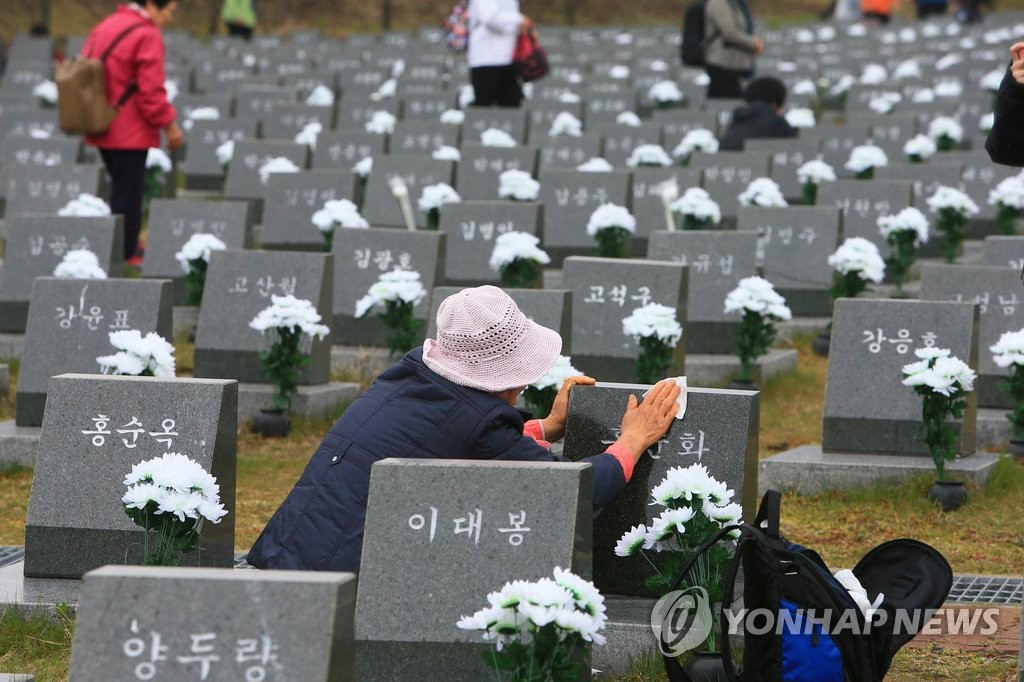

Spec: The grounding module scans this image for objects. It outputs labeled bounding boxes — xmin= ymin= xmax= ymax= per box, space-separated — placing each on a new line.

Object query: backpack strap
xmin=96 ymin=22 xmax=148 ymax=108
xmin=752 ymin=489 xmax=781 ymax=539
xmin=669 ymin=523 xmax=744 ymax=591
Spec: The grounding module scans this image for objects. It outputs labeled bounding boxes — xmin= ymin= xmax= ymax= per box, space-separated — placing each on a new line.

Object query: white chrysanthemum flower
xmin=294 ymin=121 xmax=323 ymax=150
xmin=175 ymin=233 xmax=227 ymax=272
xmin=432 ymin=145 xmax=461 ymax=162
xmin=577 ymin=158 xmax=614 ymax=172
xmin=458 ymin=83 xmax=476 ymax=108
xmin=353 ymin=269 xmax=428 ymax=318
xmin=58 ymin=193 xmax=111 ymax=217
xmin=548 ymin=111 xmax=584 ymax=137
xmin=785 ymin=108 xmax=816 ymax=128
xmin=530 ymin=355 xmax=581 ymax=391
xmin=365 ymin=110 xmax=397 ymax=135
xmin=249 ymin=294 xmax=331 ymax=338
xmin=911 ymin=88 xmax=935 ymax=104
xmin=926 ymin=186 xmax=979 ymax=217
xmin=827 ymin=237 xmax=885 ymax=284
xmin=553 ymin=566 xmax=605 ymax=618
xmin=648 ymin=59 xmax=669 ymax=72
xmin=311 ymin=198 xmax=370 ymax=232
xmin=145 ymin=147 xmax=172 ymax=172
xmin=586 ymin=203 xmax=636 ymax=236
xmin=903 ymin=134 xmax=937 ymax=160
xmin=498 ymin=169 xmax=540 ymax=201
xmin=215 ymin=139 xmax=234 ymax=166
xmin=648 ymin=80 xmax=684 ymax=103
xmin=616 ymin=111 xmax=642 ymax=127
xmin=183 ymin=106 xmax=220 ymax=132
xmin=829 ymin=74 xmax=856 ymax=96
xmin=480 ymin=128 xmax=517 ymax=147
xmin=649 ymin=507 xmax=696 ymax=541
xmin=122 ymin=482 xmax=162 ymax=510
xmin=373 ymin=78 xmax=397 ymax=99
xmin=614 ymin=524 xmax=649 ymax=556
xmin=724 ymin=276 xmax=792 ymax=320
xmin=991 ymin=329 xmax=1024 ymax=368
xmin=796 ymin=159 xmax=837 ymax=185
xmin=33 ymin=79 xmax=57 ymax=103
xmin=878 ymin=207 xmax=930 ymax=245
xmin=439 ymin=109 xmax=465 ymax=125
xmin=934 ymin=79 xmax=963 ymax=98
xmin=845 ymin=144 xmax=888 ymax=174
xmin=981 ymin=67 xmax=1006 ymax=92
xmin=53 ymin=249 xmax=107 ymax=279
xmin=489 ymin=231 xmax=550 ymax=270
xmin=792 ymin=79 xmax=818 ymax=96
xmin=609 ymin=64 xmax=630 ymax=79
xmin=979 ymin=113 xmax=995 ymax=133
xmin=902 ymin=350 xmax=976 ymax=396
xmin=860 ymin=64 xmax=889 ymax=84
xmin=626 ymin=144 xmax=673 ymax=168
xmin=417 ymin=183 xmax=461 ymax=212
xmin=622 ymin=303 xmax=683 ymax=346
xmin=988 ymin=173 xmax=1024 ymax=209
xmin=670 ymin=187 xmax=722 ymax=224
xmin=306 ymin=84 xmax=335 ymax=106
xmin=893 ymin=59 xmax=923 ymax=79
xmin=558 ymin=91 xmax=581 ymax=103
xmin=738 ymin=177 xmax=788 ymax=208
xmin=258 ymin=156 xmax=300 ymax=185
xmin=353 ymin=156 xmax=373 ymax=178
xmin=649 ymin=463 xmax=714 ymax=506
xmin=672 ymin=128 xmax=719 ymax=159
xmin=97 ymin=329 xmax=176 ymax=378
xmin=927 ymin=116 xmax=964 ymax=144
xmin=868 ymin=91 xmax=902 ymax=114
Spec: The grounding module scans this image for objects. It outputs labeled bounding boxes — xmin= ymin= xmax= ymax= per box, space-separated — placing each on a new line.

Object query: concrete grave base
xmin=0 ymin=420 xmax=40 ymax=467
xmin=354 ymin=641 xmax=588 ymax=682
xmin=685 ymin=348 xmax=798 ymax=388
xmin=181 ymin=174 xmax=225 ymax=192
xmin=330 ymin=345 xmax=393 ymax=381
xmin=759 ymin=444 xmax=1000 ymax=496
xmin=593 ymin=596 xmax=661 ymax=679
xmin=0 ymin=560 xmax=80 ymax=617
xmin=0 ymin=363 xmax=8 ymax=397
xmin=977 ymin=408 xmax=1015 ymax=451
xmin=237 ymin=381 xmax=360 ymax=424
xmin=0 ymin=302 xmax=28 ymax=334
xmin=0 ymin=674 xmax=34 ymax=682
xmin=172 ymin=305 xmax=198 ymax=339
xmin=0 ymin=333 xmax=24 ymax=361
xmin=777 ymin=316 xmax=831 ymax=341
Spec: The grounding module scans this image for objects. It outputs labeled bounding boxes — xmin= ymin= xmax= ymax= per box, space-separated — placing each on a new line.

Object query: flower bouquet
xmin=796 ymin=159 xmax=836 ymax=204
xmin=784 ymin=107 xmax=816 ymax=129
xmin=481 ymin=128 xmax=518 ymax=148
xmin=294 ymin=121 xmax=323 ymax=151
xmin=903 ymin=134 xmax=937 ymax=164
xmin=548 ymin=112 xmax=584 ymax=137
xmin=182 ymin=106 xmax=219 ymax=131
xmin=440 ymin=109 xmax=465 ymax=126
xmin=845 ymin=144 xmax=888 ymax=180
xmin=490 ymin=231 xmax=550 ymax=289
xmin=626 ymin=144 xmax=674 ymax=168
xmin=122 ymin=452 xmax=227 ymax=566
xmin=878 ymin=207 xmax=929 ymax=297
xmin=258 ymin=156 xmax=300 ymax=185
xmin=737 ymin=178 xmax=788 ymax=208
xmin=927 ymin=116 xmax=963 ymax=152
xmin=586 ymin=203 xmax=636 ymax=258
xmin=672 ymin=129 xmax=719 ymax=166
xmin=432 ymin=145 xmax=461 ymax=162
xmin=827 ymin=237 xmax=885 ymax=300
xmin=58 ymin=193 xmax=111 ymax=217
xmin=724 ymin=277 xmax=792 ymax=385
xmin=670 ymin=188 xmax=722 ymax=230
xmin=990 ymin=329 xmax=1024 ymax=456
xmin=97 ymin=330 xmax=176 ymax=378
xmin=622 ymin=303 xmax=683 ymax=384
xmin=925 ymin=186 xmax=979 ymax=263
xmin=648 ymin=80 xmax=685 ymax=109
xmin=418 ymin=183 xmax=461 ymax=230
xmin=617 ymin=111 xmax=642 ymax=127
xmin=311 ymin=198 xmax=369 ymax=252
xmin=523 ymin=355 xmax=581 ymax=417
xmin=577 ymin=158 xmax=614 ymax=173
xmin=215 ymin=140 xmax=234 ymax=175
xmin=33 ymin=80 xmax=57 ymax=108
xmin=498 ymin=170 xmax=541 ymax=202
xmin=354 ymin=269 xmax=428 ymax=356
xmin=53 ymin=249 xmax=107 ymax=280
xmin=143 ymin=148 xmax=172 ymax=215
xmin=988 ymin=173 xmax=1024 ymax=236
xmin=457 ymin=567 xmax=606 ymax=682
xmin=175 ymin=233 xmax=227 ymax=306
xmin=365 ymin=110 xmax=397 ymax=135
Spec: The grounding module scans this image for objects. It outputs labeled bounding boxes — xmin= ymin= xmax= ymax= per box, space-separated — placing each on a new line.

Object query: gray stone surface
xmin=143 ymin=199 xmax=252 ymax=306
xmin=0 ymin=420 xmax=40 ymax=467
xmin=355 ymin=458 xmax=592 ymax=681
xmin=4 ymin=164 xmax=106 ymax=218
xmin=537 ymin=169 xmax=632 ymax=254
xmin=685 ymin=348 xmax=798 ymax=388
xmin=312 ymin=129 xmax=387 ymax=170
xmin=537 ymin=134 xmax=603 ymax=171
xmin=977 ymin=407 xmax=1014 ymax=451
xmin=583 ymin=93 xmax=637 ymax=124
xmin=182 ymin=119 xmax=259 ymax=190
xmin=799 ymin=124 xmax=870 ymax=179
xmin=237 ymin=381 xmax=359 ymax=424
xmin=589 ymin=122 xmax=663 ymax=167
xmin=16 ymin=279 xmax=173 ymax=427
xmin=816 ymin=180 xmax=915 ymax=251
xmin=223 ymin=139 xmax=309 ymax=202
xmin=690 ymin=151 xmax=771 ymax=221
xmin=822 ymin=298 xmax=979 ymax=456
xmin=194 ymin=250 xmax=332 ymax=384
xmin=0 ymin=334 xmax=24 ymax=361
xmin=759 ymin=444 xmax=1000 ymax=496
xmin=0 ymin=674 xmax=33 ymax=681
xmin=562 ymin=383 xmax=759 ymax=597
xmin=25 ymin=374 xmax=237 ymax=579
xmin=261 ymin=170 xmax=358 ymax=251
xmin=647 ymin=230 xmax=758 ymax=354
xmin=746 ymin=137 xmax=822 ymax=199
xmin=260 ymin=102 xmax=333 ymax=140
xmin=0 ymin=215 xmax=123 ymax=333
xmin=946 ymin=151 xmax=1021 ymax=223
xmin=454 ymin=143 xmax=539 ymax=201
xmin=593 ymin=597 xmax=660 ymax=678
xmin=738 ymin=205 xmax=842 ymax=317
xmin=562 ymin=256 xmax=688 ymax=382
xmin=983 ymin=236 xmax=1024 ymax=269
xmin=331 ymin=228 xmax=443 ymax=347
xmin=390 ymin=119 xmax=459 ymax=154
xmin=919 ymin=264 xmax=1023 ymax=410
xmin=462 ymin=106 xmax=529 ymax=144
xmin=0 ymin=135 xmax=81 ymax=199
xmin=630 ymin=167 xmax=702 ymax=240
xmin=875 ymin=163 xmax=963 ymax=211
xmin=438 ymin=201 xmax=542 ymax=284
xmin=360 ymin=156 xmax=455 ymax=229
xmin=70 ymin=566 xmax=355 ymax=682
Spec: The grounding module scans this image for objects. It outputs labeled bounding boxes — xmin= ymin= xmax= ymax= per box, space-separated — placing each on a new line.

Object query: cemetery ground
xmin=0 ymin=335 xmax=1021 ymax=680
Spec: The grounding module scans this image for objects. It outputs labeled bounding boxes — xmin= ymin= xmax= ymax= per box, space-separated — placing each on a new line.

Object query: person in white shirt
xmin=467 ymin=0 xmax=533 ymax=107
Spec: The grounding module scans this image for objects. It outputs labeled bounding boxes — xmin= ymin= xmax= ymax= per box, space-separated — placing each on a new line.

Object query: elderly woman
xmin=248 ymin=286 xmax=682 ymax=573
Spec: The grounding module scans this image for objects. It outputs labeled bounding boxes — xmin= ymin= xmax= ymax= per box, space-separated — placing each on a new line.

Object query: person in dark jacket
xmin=986 ymin=42 xmax=1024 ymax=167
xmin=248 ymin=286 xmax=682 ymax=573
xmin=719 ymin=76 xmax=798 ymax=152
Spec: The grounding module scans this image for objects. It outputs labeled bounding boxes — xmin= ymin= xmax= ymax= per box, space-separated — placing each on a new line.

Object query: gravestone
xmin=16 ymin=279 xmax=173 ymax=427
xmin=690 ymin=151 xmax=772 ymax=222
xmin=0 ymin=110 xmax=59 ymax=140
xmin=537 ymin=134 xmax=604 ymax=171
xmin=583 ymin=93 xmax=637 ymax=124
xmin=657 ymin=110 xmax=721 ymax=143
xmin=260 ymin=103 xmax=334 ymax=140
xmin=0 ymin=135 xmax=80 ymax=201
xmin=5 ymin=164 xmax=106 ymax=218
xmin=261 ymin=170 xmax=358 ymax=251
xmin=427 ymin=287 xmax=572 ymax=354
xmin=0 ymin=215 xmax=124 ymax=332
xmin=562 ymin=256 xmax=688 ymax=382
xmin=646 ymin=231 xmax=758 ymax=354
xmin=462 ymin=107 xmax=528 ymax=143
xmin=355 ymin=458 xmax=592 ymax=681
xmin=631 ymin=167 xmax=702 ymax=239
xmin=919 ymin=264 xmax=1024 ymax=410
xmin=948 ymin=152 xmax=1021 ymax=224
xmin=589 ymin=123 xmax=664 ymax=167
xmin=389 ymin=120 xmax=459 ymax=154
xmin=816 ymin=180 xmax=915 ymax=250
xmin=235 ymin=85 xmax=298 ymax=120
xmin=437 ymin=201 xmax=543 ymax=285
xmin=336 ymin=96 xmax=400 ymax=128
xmin=70 ymin=566 xmax=354 ymax=681
xmin=536 ymin=169 xmax=632 ymax=256
xmin=360 ymin=156 xmax=455 ymax=229
xmin=331 ymin=228 xmax=444 ymax=347
xmin=983 ymin=236 xmax=1024 ymax=270
xmin=223 ymin=139 xmax=309 ymax=205
xmin=800 ymin=124 xmax=870 ymax=178
xmin=822 ymin=298 xmax=979 ymax=455
xmin=874 ymin=163 xmax=963 ymax=208
xmin=745 ymin=138 xmax=822 ymax=200
xmin=454 ymin=143 xmax=538 ymax=201
xmin=312 ymin=129 xmax=387 ymax=170
xmin=24 ymin=374 xmax=236 ymax=579
xmin=143 ymin=199 xmax=252 ymax=305
xmin=193 ymin=250 xmax=332 ymax=384
xmin=182 ymin=119 xmax=259 ymax=190
xmin=562 ymin=383 xmax=759 ymax=597
xmin=400 ymin=93 xmax=457 ymax=120
xmin=737 ymin=206 xmax=842 ymax=316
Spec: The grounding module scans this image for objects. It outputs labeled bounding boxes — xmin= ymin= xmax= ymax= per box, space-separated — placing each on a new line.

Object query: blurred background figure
xmin=222 ymin=0 xmax=257 ymax=40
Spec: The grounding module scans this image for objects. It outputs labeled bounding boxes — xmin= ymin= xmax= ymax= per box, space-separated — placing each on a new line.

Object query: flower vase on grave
xmin=990 ymin=331 xmax=1024 ymax=461
xmin=683 ymin=651 xmax=727 ymax=682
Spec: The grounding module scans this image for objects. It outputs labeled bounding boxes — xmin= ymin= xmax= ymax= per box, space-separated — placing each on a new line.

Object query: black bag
xmin=661 ymin=490 xmax=953 ymax=681
xmin=680 ymin=0 xmax=711 ymax=67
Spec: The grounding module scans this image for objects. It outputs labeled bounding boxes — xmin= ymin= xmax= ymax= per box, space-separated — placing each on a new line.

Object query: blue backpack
xmin=663 ymin=490 xmax=953 ymax=681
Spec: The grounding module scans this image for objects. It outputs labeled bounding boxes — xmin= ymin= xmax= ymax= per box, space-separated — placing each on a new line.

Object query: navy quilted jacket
xmin=247 ymin=348 xmax=626 ymax=572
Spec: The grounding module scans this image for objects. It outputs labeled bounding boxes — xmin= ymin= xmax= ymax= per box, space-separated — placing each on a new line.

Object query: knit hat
xmin=423 ymin=286 xmax=562 ymax=393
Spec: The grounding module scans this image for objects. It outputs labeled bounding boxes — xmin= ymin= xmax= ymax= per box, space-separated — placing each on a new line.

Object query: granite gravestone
xmin=583 ymin=94 xmax=637 ymax=124
xmin=0 ymin=215 xmax=123 ymax=332
xmin=235 ymin=86 xmax=299 ymax=121
xmin=526 ymin=101 xmax=584 ymax=137
xmin=0 ymin=110 xmax=59 ymax=141
xmin=389 ymin=120 xmax=459 ymax=154
xmin=143 ymin=199 xmax=252 ymax=305
xmin=182 ymin=119 xmax=259 ymax=190
xmin=983 ymin=236 xmax=1024 ymax=270
xmin=590 ymin=123 xmax=664 ymax=167
xmin=24 ymin=374 xmax=236 ymax=579
xmin=223 ymin=140 xmax=309 ymax=203
xmin=427 ymin=287 xmax=572 ymax=354
xmin=822 ymin=298 xmax=979 ymax=456
xmin=0 ymin=135 xmax=80 ymax=202
xmin=312 ymin=130 xmax=386 ymax=170
xmin=260 ymin=103 xmax=333 ymax=140
xmin=462 ymin=107 xmax=528 ymax=144
xmin=355 ymin=458 xmax=592 ymax=681
xmin=70 ymin=566 xmax=355 ymax=681
xmin=690 ymin=151 xmax=772 ymax=222
xmin=16 ymin=279 xmax=173 ymax=427
xmin=657 ymin=111 xmax=721 ymax=144
xmin=261 ymin=170 xmax=358 ymax=251
xmin=193 ymin=250 xmax=332 ymax=384
xmin=4 ymin=164 xmax=106 ymax=218
xmin=919 ymin=264 xmax=1024 ymax=410
xmin=562 ymin=383 xmax=759 ymax=596
xmin=331 ymin=228 xmax=444 ymax=347
xmin=646 ymin=231 xmax=758 ymax=354
xmin=815 ymin=180 xmax=915 ymax=250
xmin=562 ymin=256 xmax=688 ymax=382
xmin=400 ymin=93 xmax=457 ymax=120
xmin=632 ymin=167 xmax=702 ymax=240
xmin=337 ymin=97 xmax=400 ymax=129
xmin=360 ymin=156 xmax=455 ymax=229
xmin=537 ymin=134 xmax=604 ymax=171
xmin=800 ymin=125 xmax=870 ymax=179
xmin=874 ymin=163 xmax=963 ymax=210
xmin=745 ymin=138 xmax=822 ymax=200
xmin=437 ymin=201 xmax=543 ymax=285
xmin=950 ymin=152 xmax=1020 ymax=223
xmin=737 ymin=206 xmax=842 ymax=316
xmin=537 ymin=169 xmax=632 ymax=255
xmin=454 ymin=143 xmax=538 ymax=201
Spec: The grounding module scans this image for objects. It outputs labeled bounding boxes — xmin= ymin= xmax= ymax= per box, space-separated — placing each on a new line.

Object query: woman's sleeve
xmin=986 ymin=65 xmax=1024 ymax=167
xmin=475 ymin=0 xmax=523 ymax=35
xmin=133 ymin=32 xmax=177 ymax=128
xmin=706 ymin=0 xmax=759 ymax=52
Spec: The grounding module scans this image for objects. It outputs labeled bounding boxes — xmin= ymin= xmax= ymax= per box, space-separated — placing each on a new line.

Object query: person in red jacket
xmin=82 ymin=1 xmax=183 ymax=263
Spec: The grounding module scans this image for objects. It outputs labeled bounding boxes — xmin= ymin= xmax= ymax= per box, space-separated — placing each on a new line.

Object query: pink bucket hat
xmin=423 ymin=286 xmax=562 ymax=393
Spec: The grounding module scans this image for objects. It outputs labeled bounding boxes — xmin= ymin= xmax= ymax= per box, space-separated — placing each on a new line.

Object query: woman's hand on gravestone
xmin=616 ymin=379 xmax=682 ymax=461
xmin=542 ymin=375 xmax=596 ymax=442
xmin=1011 ymin=42 xmax=1024 ymax=85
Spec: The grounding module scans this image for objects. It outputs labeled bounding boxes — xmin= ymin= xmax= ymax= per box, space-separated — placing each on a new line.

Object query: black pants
xmin=862 ymin=11 xmax=892 ymax=23
xmin=705 ymin=65 xmax=744 ymax=100
xmin=100 ymin=148 xmax=147 ymax=260
xmin=470 ymin=65 xmax=523 ymax=107
xmin=226 ymin=22 xmax=253 ymax=40
xmin=917 ymin=3 xmax=947 ymax=17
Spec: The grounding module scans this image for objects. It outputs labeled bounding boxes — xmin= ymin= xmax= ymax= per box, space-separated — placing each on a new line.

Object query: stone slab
xmin=977 ymin=408 xmax=1015 ymax=452
xmin=759 ymin=444 xmax=1001 ymax=496
xmin=0 ymin=334 xmax=24 ymax=360
xmin=360 ymin=156 xmax=455 ymax=229
xmin=0 ymin=420 xmax=40 ymax=468
xmin=237 ymin=381 xmax=359 ymax=424
xmin=438 ymin=201 xmax=543 ymax=285
xmin=0 ymin=560 xmax=81 ymax=617
xmin=260 ymin=170 xmax=358 ymax=251
xmin=4 ymin=164 xmax=105 ymax=219
xmin=536 ymin=169 xmax=632 ymax=254
xmin=593 ymin=597 xmax=660 ymax=678
xmin=685 ymin=348 xmax=798 ymax=388
xmin=172 ymin=305 xmax=197 ymax=340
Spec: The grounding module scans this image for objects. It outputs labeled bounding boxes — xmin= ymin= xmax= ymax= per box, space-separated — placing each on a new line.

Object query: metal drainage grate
xmin=948 ymin=575 xmax=1022 ymax=605
xmin=0 ymin=546 xmax=25 ymax=569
